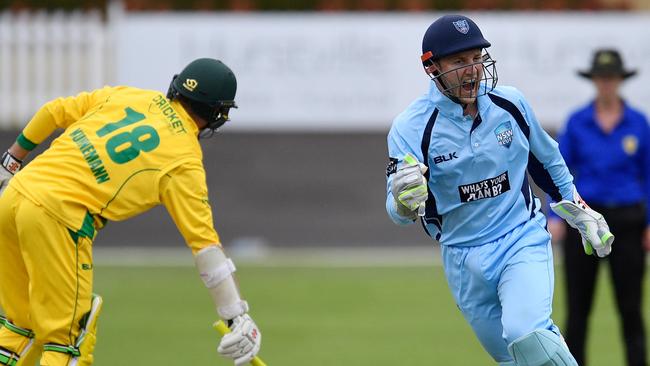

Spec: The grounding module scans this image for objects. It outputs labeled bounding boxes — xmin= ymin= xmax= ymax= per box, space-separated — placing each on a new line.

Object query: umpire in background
xmin=548 ymin=49 xmax=650 ymax=366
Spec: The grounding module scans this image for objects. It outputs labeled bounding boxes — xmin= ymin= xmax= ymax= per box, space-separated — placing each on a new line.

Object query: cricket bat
xmin=214 ymin=320 xmax=267 ymax=366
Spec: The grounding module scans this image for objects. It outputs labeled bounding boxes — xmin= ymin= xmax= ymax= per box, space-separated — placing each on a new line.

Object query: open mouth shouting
xmin=461 ymin=79 xmax=478 ymax=94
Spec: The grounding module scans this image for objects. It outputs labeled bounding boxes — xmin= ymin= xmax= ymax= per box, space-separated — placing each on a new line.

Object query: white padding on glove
xmin=550 ymin=190 xmax=614 ymax=257
xmin=218 ymin=314 xmax=262 ymax=366
xmin=391 ymin=153 xmax=428 ymax=217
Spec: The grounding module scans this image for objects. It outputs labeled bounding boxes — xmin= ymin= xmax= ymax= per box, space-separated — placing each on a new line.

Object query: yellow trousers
xmin=0 ymin=186 xmax=94 ymax=365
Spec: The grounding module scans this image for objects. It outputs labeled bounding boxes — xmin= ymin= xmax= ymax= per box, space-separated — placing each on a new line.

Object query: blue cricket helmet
xmin=421 ymin=15 xmax=491 ymax=64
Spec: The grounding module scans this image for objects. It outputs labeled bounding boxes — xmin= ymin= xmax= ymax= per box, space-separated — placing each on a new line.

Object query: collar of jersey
xmin=427 ymin=80 xmax=490 ymax=121
xmin=170 ymin=99 xmax=200 ymax=137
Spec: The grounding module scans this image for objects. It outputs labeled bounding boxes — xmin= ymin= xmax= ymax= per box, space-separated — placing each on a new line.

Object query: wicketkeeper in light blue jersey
xmin=385 ymin=14 xmax=615 ymax=366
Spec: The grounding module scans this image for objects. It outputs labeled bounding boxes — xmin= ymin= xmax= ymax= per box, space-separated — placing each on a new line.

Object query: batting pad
xmin=508 ymin=329 xmax=578 ymax=366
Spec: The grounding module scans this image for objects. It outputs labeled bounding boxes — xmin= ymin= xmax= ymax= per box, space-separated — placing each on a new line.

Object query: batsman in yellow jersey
xmin=0 ymin=58 xmax=262 ymax=366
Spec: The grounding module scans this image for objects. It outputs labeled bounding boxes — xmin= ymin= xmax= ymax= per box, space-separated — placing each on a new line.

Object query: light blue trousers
xmin=440 ymin=214 xmax=563 ymax=363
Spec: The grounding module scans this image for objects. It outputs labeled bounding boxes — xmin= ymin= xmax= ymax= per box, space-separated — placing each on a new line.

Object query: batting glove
xmin=391 ymin=153 xmax=428 ymax=218
xmin=0 ymin=150 xmax=22 ymax=196
xmin=550 ymin=190 xmax=614 ymax=257
xmin=217 ymin=314 xmax=261 ymax=366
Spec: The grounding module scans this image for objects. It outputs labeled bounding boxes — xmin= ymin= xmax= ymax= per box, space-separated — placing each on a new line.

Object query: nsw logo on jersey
xmin=494 ymin=121 xmax=513 ymax=148
xmin=458 ymin=171 xmax=511 ymax=202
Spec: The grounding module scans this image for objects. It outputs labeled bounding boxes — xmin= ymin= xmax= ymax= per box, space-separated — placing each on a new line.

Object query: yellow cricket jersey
xmin=11 ymin=86 xmax=220 ymax=253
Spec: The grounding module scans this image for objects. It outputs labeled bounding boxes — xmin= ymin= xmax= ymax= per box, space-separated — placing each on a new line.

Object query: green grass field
xmin=93 ymin=262 xmax=645 ymax=365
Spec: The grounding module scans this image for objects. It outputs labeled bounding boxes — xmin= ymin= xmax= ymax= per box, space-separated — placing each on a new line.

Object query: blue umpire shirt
xmin=386 ymin=81 xmax=575 ymax=246
xmin=556 ymin=101 xmax=650 ymax=224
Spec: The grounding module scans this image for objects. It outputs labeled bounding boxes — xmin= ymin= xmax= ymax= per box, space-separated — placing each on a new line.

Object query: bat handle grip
xmin=213 ymin=320 xmax=268 ymax=366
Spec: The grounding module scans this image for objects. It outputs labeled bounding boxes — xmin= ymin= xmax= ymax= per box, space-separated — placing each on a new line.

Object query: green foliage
xmin=93 ymin=264 xmax=644 ymax=365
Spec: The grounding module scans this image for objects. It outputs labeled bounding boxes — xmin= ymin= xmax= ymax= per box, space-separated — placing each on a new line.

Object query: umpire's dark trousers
xmin=563 ymin=204 xmax=647 ymax=366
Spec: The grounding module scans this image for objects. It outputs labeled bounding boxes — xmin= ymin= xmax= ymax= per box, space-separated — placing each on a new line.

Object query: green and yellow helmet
xmin=167 ymin=58 xmax=237 ymax=135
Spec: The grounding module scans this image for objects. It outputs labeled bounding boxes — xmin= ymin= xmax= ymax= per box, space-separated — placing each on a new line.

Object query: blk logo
xmin=433 ymin=152 xmax=458 ymax=164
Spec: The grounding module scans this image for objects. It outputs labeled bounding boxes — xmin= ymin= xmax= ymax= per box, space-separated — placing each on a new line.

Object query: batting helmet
xmin=167 ymin=58 xmax=237 ymax=135
xmin=421 ymin=15 xmax=491 ymax=64
xmin=420 ymin=15 xmax=497 ymax=102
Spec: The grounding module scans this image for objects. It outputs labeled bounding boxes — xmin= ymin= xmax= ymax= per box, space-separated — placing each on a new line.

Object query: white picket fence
xmin=0 ymin=10 xmax=110 ymax=128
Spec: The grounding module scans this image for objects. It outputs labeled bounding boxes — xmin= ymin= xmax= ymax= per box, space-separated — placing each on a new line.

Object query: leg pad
xmin=37 ymin=294 xmax=103 ymax=366
xmin=0 ymin=317 xmax=34 ymax=366
xmin=508 ymin=329 xmax=577 ymax=366
xmin=74 ymin=294 xmax=103 ymax=366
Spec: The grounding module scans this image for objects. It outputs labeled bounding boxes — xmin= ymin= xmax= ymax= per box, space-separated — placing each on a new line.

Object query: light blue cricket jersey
xmin=386 ymin=82 xmax=575 ymax=246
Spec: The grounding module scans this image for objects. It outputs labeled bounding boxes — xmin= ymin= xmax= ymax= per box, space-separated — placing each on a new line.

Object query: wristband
xmin=1 ymin=151 xmax=22 ymax=175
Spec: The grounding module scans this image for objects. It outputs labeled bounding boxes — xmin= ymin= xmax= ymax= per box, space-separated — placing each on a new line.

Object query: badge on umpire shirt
xmin=623 ymin=135 xmax=638 ymax=155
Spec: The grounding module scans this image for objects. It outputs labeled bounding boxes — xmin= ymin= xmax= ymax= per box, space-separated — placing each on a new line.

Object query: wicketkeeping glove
xmin=550 ymin=191 xmax=614 ymax=257
xmin=217 ymin=314 xmax=261 ymax=366
xmin=391 ymin=153 xmax=428 ymax=218
xmin=0 ymin=150 xmax=22 ymax=196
